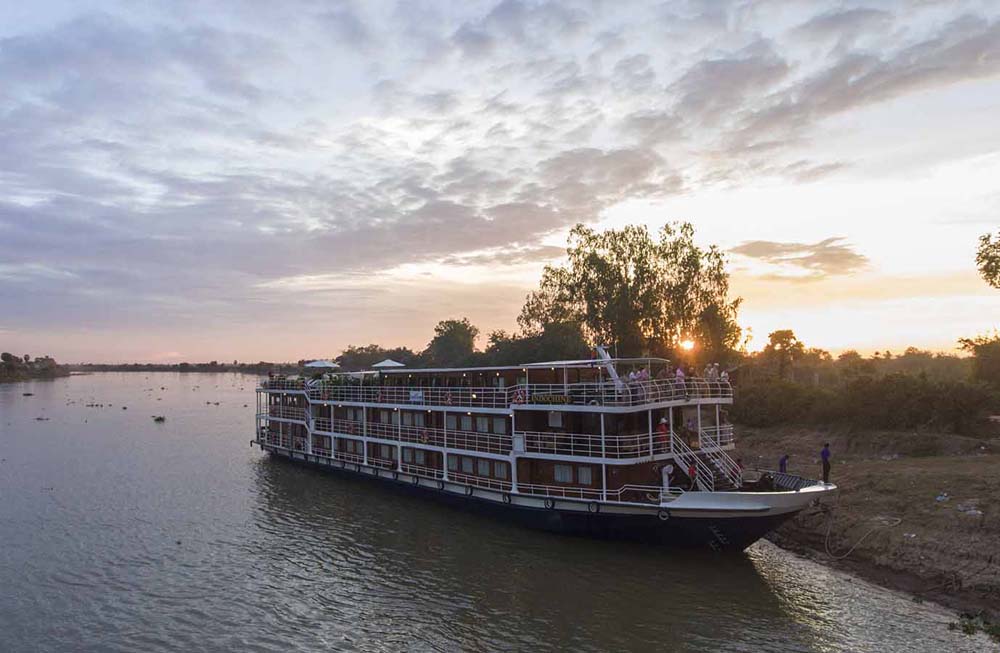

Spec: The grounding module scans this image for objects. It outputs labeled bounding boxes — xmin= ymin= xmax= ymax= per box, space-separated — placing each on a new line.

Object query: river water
xmin=0 ymin=373 xmax=991 ymax=652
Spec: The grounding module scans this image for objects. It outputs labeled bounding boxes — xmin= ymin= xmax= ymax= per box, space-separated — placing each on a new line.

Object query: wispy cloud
xmin=731 ymin=237 xmax=869 ymax=281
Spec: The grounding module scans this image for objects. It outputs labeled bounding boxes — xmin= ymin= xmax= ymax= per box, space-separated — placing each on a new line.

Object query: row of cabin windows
xmin=553 ymin=464 xmax=593 ymax=485
xmin=447 ymin=455 xmax=509 ymax=480
xmin=336 ymin=408 xmax=509 ymax=435
xmin=446 ymin=414 xmax=508 ymax=434
xmin=401 ymin=448 xmax=428 ymax=466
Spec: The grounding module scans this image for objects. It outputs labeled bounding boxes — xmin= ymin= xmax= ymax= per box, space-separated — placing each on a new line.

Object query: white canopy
xmin=372 ymin=358 xmax=405 ymax=368
xmin=304 ymin=360 xmax=340 ymax=368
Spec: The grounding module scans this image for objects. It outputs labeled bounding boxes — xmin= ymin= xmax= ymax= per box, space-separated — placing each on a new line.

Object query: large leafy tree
xmin=959 ymin=331 xmax=1000 ymax=388
xmin=423 ymin=318 xmax=480 ymax=367
xmin=518 ymin=222 xmax=741 ymax=358
xmin=976 ymin=230 xmax=1000 ymax=288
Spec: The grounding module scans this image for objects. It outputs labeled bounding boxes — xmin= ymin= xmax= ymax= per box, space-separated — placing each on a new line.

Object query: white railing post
xmin=442 ymin=409 xmax=449 ymax=481
xmin=647 ymin=409 xmax=653 ymax=459
xmin=600 ymin=413 xmax=607 ymax=501
xmin=362 ymin=407 xmax=368 ymax=465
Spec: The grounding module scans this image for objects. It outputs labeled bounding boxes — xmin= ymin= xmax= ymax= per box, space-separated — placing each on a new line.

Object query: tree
xmin=423 ymin=318 xmax=479 ymax=367
xmin=484 ymin=322 xmax=590 ymax=365
xmin=517 ymin=222 xmax=741 ymax=358
xmin=336 ymin=344 xmax=419 ymax=371
xmin=760 ymin=330 xmax=805 ymax=378
xmin=959 ymin=331 xmax=1000 ymax=388
xmin=976 ymin=230 xmax=1000 ymax=288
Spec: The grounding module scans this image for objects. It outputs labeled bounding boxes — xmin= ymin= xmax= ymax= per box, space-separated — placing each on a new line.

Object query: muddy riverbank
xmin=737 ymin=425 xmax=1000 ymax=618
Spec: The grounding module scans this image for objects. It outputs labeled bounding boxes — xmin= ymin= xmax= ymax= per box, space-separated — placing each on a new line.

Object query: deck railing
xmin=518 ymin=430 xmax=658 ymax=458
xmin=262 ymin=377 xmax=732 ymax=409
xmin=699 ymin=424 xmax=735 ymax=449
xmin=266 ymin=405 xmax=308 ymax=421
xmin=401 ymin=463 xmax=444 ymax=479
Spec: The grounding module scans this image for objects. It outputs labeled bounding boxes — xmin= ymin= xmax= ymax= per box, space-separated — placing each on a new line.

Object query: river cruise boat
xmin=254 ymin=349 xmax=835 ymax=551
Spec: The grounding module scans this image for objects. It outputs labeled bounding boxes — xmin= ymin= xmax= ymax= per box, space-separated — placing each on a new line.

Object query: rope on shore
xmin=821 ymin=494 xmax=902 ymax=560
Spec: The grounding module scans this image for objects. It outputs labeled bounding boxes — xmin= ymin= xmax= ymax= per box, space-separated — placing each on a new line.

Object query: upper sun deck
xmin=258 ymin=357 xmax=732 ymax=410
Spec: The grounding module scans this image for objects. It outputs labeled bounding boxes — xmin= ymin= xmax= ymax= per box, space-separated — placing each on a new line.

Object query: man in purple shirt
xmin=821 ymin=443 xmax=831 ymax=484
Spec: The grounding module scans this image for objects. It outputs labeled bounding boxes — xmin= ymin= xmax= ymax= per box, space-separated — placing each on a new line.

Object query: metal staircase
xmin=699 ymin=429 xmax=742 ymax=490
xmin=670 ymin=432 xmax=716 ymax=492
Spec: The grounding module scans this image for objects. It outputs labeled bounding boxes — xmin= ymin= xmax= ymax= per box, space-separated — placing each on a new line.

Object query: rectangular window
xmin=402 ymin=448 xmax=413 ymax=463
xmin=476 ymin=416 xmax=489 ymax=432
xmin=415 ymin=450 xmax=426 ymax=465
xmin=578 ymin=466 xmax=592 ymax=485
xmin=414 ymin=412 xmax=425 ymax=427
xmin=447 ymin=456 xmax=458 ymax=471
xmin=494 ymin=462 xmax=509 ymax=479
xmin=548 ymin=411 xmax=563 ymax=428
xmin=461 ymin=457 xmax=474 ymax=474
xmin=380 ymin=445 xmax=391 ymax=459
xmin=554 ymin=464 xmax=573 ymax=483
xmin=380 ymin=410 xmax=389 ymax=424
xmin=460 ymin=415 xmax=472 ymax=431
xmin=402 ymin=412 xmax=413 ymax=426
xmin=492 ymin=417 xmax=507 ymax=434
xmin=446 ymin=414 xmax=457 ymax=431
xmin=477 ymin=459 xmax=490 ymax=476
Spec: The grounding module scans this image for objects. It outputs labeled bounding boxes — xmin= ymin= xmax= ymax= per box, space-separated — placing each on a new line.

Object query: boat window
xmin=380 ymin=410 xmax=389 ymax=424
xmin=494 ymin=462 xmax=509 ymax=479
xmin=415 ymin=450 xmax=426 ymax=465
xmin=446 ymin=414 xmax=457 ymax=430
xmin=476 ymin=417 xmax=489 ymax=432
xmin=460 ymin=415 xmax=472 ymax=431
xmin=548 ymin=411 xmax=563 ymax=428
xmin=477 ymin=459 xmax=490 ymax=476
xmin=448 ymin=456 xmax=458 ymax=471
xmin=461 ymin=457 xmax=474 ymax=474
xmin=578 ymin=466 xmax=592 ymax=485
xmin=554 ymin=464 xmax=573 ymax=483
xmin=492 ymin=417 xmax=507 ymax=434
xmin=402 ymin=412 xmax=413 ymax=426
xmin=380 ymin=445 xmax=391 ymax=459
xmin=414 ymin=412 xmax=425 ymax=427
xmin=402 ymin=448 xmax=413 ymax=463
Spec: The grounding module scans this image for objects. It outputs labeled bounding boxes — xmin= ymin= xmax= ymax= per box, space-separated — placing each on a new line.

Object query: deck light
xmin=471 ymin=393 xmax=477 ymax=398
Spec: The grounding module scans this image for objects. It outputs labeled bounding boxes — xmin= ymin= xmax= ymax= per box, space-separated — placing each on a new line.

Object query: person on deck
xmin=779 ymin=454 xmax=789 ymax=474
xmin=655 ymin=417 xmax=669 ymax=450
xmin=821 ymin=443 xmax=831 ymax=484
xmin=687 ymin=463 xmax=698 ymax=490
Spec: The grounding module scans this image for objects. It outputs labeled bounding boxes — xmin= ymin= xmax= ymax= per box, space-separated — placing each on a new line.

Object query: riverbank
xmin=737 ymin=425 xmax=1000 ymax=619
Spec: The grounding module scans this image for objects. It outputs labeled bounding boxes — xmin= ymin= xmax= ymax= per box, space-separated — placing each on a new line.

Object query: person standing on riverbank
xmin=821 ymin=443 xmax=831 ymax=484
xmin=779 ymin=454 xmax=789 ymax=474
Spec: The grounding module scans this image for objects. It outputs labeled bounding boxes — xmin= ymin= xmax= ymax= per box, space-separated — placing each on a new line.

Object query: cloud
xmin=731 ymin=237 xmax=869 ymax=281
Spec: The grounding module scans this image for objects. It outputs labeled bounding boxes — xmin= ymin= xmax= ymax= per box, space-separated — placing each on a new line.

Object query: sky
xmin=1 ymin=0 xmax=998 ymax=363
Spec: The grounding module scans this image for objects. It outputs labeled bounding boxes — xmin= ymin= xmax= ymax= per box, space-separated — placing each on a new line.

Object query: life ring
xmin=419 ymin=431 xmax=429 ymax=444
xmin=657 ymin=509 xmax=670 ymax=521
xmin=502 ymin=493 xmax=512 ymax=504
xmin=465 ymin=485 xmax=474 ymax=496
xmin=445 ymin=392 xmax=453 ymax=406
xmin=588 ymin=502 xmax=600 ymax=514
xmin=544 ymin=498 xmax=555 ymax=510
xmin=513 ymin=389 xmax=526 ymax=404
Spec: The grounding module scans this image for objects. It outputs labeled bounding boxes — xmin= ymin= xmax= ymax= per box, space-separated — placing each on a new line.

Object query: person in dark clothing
xmin=821 ymin=443 xmax=831 ymax=483
xmin=779 ymin=454 xmax=789 ymax=474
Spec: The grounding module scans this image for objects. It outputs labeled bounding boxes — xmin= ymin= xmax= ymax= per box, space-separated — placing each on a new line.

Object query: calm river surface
xmin=0 ymin=373 xmax=991 ymax=652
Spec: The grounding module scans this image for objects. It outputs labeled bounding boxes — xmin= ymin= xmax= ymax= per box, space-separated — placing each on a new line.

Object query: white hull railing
xmin=448 ymin=472 xmax=513 ymax=492
xmin=400 ymin=462 xmax=445 ymax=479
